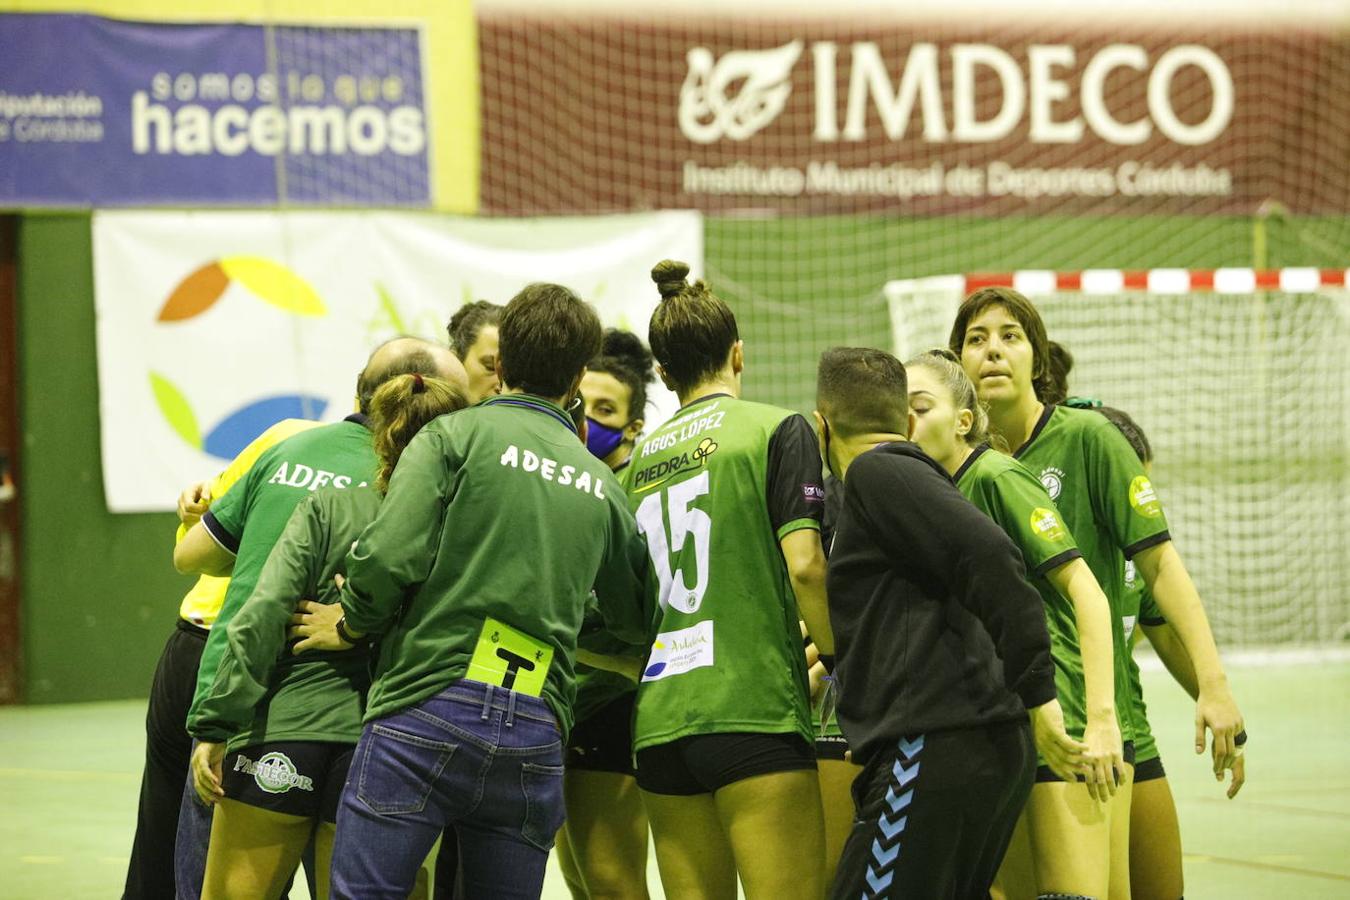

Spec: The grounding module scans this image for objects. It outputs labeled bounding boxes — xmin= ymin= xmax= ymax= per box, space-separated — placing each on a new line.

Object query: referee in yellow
xmin=122 ymin=418 xmax=317 ymax=900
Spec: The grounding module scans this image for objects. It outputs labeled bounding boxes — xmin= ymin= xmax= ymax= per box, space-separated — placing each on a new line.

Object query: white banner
xmin=93 ymin=210 xmax=702 ymax=512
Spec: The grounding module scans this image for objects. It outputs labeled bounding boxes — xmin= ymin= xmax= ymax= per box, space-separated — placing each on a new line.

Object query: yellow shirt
xmin=176 ymin=418 xmax=322 ymax=626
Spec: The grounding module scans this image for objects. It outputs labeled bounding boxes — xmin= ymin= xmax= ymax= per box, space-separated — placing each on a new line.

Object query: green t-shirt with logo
xmin=1015 ymin=405 xmax=1172 ymax=745
xmin=953 ymin=445 xmax=1110 ymax=742
xmin=1123 ymin=560 xmax=1167 ymax=762
xmin=189 ymin=417 xmax=378 ymax=723
xmin=188 ymin=487 xmax=382 ymax=750
xmin=623 ymin=394 xmax=825 ymax=753
xmin=339 ymin=395 xmax=651 ymax=740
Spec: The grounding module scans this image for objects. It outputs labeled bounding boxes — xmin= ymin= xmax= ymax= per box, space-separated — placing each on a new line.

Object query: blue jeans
xmin=330 ymin=679 xmax=566 ymax=900
xmin=173 ymin=772 xmax=212 ymax=900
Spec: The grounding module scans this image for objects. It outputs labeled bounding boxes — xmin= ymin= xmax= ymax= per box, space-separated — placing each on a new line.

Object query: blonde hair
xmin=904 ymin=348 xmax=991 ymax=448
xmin=368 ymin=373 xmax=468 ymax=491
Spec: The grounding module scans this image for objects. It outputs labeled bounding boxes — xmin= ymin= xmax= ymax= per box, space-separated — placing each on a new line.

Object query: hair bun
xmin=651 ymin=259 xmax=691 ymax=300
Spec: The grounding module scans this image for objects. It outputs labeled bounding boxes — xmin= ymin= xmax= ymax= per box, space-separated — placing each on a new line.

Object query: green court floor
xmin=2 ymin=659 xmax=1348 ymax=899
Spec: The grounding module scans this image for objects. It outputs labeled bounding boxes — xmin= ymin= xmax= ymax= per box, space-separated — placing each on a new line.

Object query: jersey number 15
xmin=635 ymin=471 xmax=712 ymax=614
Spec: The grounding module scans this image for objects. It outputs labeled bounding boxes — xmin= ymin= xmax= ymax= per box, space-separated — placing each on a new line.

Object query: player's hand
xmin=1195 ymin=684 xmax=1243 ymax=775
xmin=289 ymin=598 xmax=351 ymax=654
xmin=1082 ymin=714 xmax=1124 ymax=802
xmin=191 ymin=741 xmax=225 ymax=806
xmin=177 ymin=481 xmax=212 ymax=527
xmin=1029 ymin=699 xmax=1090 ymax=785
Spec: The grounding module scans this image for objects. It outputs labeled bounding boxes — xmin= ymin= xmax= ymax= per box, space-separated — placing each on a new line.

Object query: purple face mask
xmin=585 ymin=417 xmax=627 ymax=460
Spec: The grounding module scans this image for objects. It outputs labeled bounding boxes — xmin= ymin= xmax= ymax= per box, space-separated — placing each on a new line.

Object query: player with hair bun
xmin=628 ymin=260 xmax=832 ymax=899
xmin=555 ymin=328 xmax=658 ymax=900
xmin=904 ymin=349 xmax=1126 ymax=900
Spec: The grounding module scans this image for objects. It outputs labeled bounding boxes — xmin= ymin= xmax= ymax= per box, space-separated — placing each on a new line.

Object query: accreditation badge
xmin=467 ymin=617 xmax=554 ymax=697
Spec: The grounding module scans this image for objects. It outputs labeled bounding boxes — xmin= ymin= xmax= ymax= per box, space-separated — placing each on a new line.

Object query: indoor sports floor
xmin=2 ymin=658 xmax=1348 ymax=899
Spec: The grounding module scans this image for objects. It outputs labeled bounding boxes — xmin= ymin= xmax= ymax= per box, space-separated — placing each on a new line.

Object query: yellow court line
xmin=0 ymin=767 xmax=138 ymax=782
xmin=1189 ymin=854 xmax=1350 ymax=883
xmin=1194 ymin=796 xmax=1350 ymax=820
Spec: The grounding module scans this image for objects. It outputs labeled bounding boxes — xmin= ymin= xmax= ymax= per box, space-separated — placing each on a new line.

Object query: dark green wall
xmin=16 ymin=211 xmax=1346 ymax=701
xmin=19 ymin=214 xmax=194 ymax=703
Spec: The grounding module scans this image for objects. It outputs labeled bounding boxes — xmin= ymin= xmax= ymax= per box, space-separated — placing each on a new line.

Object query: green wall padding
xmin=19 ymin=214 xmax=194 ymax=703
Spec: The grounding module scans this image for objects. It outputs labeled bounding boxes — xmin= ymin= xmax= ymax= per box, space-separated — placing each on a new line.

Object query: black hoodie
xmin=828 ymin=442 xmax=1057 ymax=767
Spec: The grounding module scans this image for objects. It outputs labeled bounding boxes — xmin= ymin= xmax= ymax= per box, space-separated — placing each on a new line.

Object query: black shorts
xmin=1035 ymin=740 xmax=1136 ymax=783
xmin=1132 ymin=754 xmax=1166 ymax=782
xmin=816 ymin=733 xmax=851 ymax=762
xmin=830 ymin=720 xmax=1034 ymax=900
xmin=565 ymin=692 xmax=636 ymax=776
xmin=635 ymin=731 xmax=816 ymax=796
xmin=222 ymin=741 xmax=354 ymax=822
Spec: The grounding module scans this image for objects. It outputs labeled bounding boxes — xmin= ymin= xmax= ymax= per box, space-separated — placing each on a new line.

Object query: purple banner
xmin=0 ymin=14 xmax=430 ymax=207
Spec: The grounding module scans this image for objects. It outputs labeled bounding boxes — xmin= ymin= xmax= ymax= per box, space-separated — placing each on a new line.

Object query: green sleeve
xmin=1084 ymin=417 xmax=1171 ymax=558
xmin=202 ymin=445 xmax=274 ymax=549
xmin=341 ymin=428 xmax=450 ymax=636
xmin=591 ymin=492 xmax=654 ymax=646
xmin=188 ymin=494 xmax=328 ymax=742
xmin=989 ymin=467 xmax=1081 ymax=576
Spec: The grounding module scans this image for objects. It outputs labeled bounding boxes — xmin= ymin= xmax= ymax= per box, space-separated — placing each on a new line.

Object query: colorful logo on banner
xmin=151 ymin=258 xmax=329 ymax=460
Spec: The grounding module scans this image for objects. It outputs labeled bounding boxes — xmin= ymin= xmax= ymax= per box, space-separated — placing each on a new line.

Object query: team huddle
xmin=122 ymin=262 xmax=1245 ymax=900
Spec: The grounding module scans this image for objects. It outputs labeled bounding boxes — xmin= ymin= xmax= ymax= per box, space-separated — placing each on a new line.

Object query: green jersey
xmin=190 ymin=417 xmax=378 ymax=722
xmin=188 ymin=487 xmax=382 ymax=750
xmin=623 ymin=394 xmax=825 ymax=752
xmin=1015 ymin=405 xmax=1172 ymax=744
xmin=572 ymin=460 xmax=644 ymax=726
xmin=1123 ymin=560 xmax=1167 ymax=763
xmin=340 ymin=395 xmax=651 ymax=739
xmin=954 ymin=446 xmax=1111 ymax=741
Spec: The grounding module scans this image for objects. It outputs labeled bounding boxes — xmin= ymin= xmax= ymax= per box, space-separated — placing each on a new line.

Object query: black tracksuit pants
xmin=122 ymin=619 xmax=208 ymax=900
xmin=830 ymin=718 xmax=1035 ymax=900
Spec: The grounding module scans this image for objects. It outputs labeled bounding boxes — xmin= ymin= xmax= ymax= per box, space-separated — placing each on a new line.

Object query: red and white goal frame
xmin=886 ymin=267 xmax=1349 ymax=299
xmin=883 ymin=267 xmax=1350 ymax=657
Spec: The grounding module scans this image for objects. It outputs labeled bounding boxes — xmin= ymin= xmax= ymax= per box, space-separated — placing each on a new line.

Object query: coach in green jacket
xmin=292 ymin=282 xmax=651 ymax=900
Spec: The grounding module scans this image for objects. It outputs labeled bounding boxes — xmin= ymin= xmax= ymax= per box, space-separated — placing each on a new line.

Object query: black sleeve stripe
xmin=201 ymin=510 xmax=241 ymax=556
xmin=1123 ymin=530 xmax=1171 ymax=560
xmin=1140 ymin=616 xmax=1168 ymax=627
xmin=1032 ymin=547 xmax=1083 ymax=577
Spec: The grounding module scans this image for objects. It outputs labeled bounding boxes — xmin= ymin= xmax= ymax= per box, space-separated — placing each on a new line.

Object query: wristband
xmin=818 ymin=654 xmax=836 ymax=675
xmin=335 ymin=616 xmax=360 ymax=646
